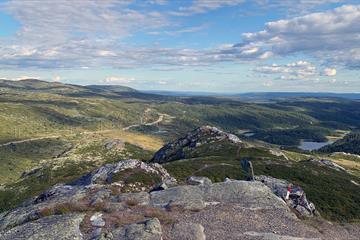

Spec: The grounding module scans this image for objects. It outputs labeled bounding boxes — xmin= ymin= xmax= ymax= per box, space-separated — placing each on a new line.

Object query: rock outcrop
xmin=151 ymin=126 xmax=242 ymax=163
xmin=70 ymin=159 xmax=176 ymax=188
xmin=1 ymin=159 xmax=359 ymax=240
xmin=255 ymin=175 xmax=316 ymax=217
xmin=308 ymin=158 xmax=346 ymax=172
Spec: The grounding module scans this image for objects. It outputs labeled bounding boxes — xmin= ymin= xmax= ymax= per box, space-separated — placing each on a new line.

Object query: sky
xmin=0 ymin=0 xmax=360 ymax=92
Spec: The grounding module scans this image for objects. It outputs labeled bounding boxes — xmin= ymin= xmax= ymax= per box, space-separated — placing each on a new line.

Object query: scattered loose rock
xmin=170 ymin=222 xmax=206 ymax=240
xmin=112 ymin=218 xmax=162 ymax=240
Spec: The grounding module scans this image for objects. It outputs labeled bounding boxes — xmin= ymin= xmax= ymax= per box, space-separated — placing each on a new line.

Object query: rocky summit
xmin=1 ymin=158 xmax=359 ymax=240
xmin=151 ymin=126 xmax=242 ymax=164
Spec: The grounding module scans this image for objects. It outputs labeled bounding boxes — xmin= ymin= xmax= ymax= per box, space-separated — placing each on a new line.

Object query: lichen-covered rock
xmin=255 ymin=175 xmax=316 ymax=217
xmin=70 ymin=159 xmax=176 ymax=186
xmin=150 ymin=181 xmax=292 ymax=215
xmin=151 ymin=126 xmax=242 ymax=163
xmin=0 ymin=214 xmax=85 ymax=240
xmin=112 ymin=218 xmax=162 ymax=240
xmin=90 ymin=212 xmax=105 ymax=227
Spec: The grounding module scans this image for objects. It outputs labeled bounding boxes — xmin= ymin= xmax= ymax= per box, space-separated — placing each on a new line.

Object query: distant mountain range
xmin=2 ymin=79 xmax=360 ymax=100
xmin=144 ymin=90 xmax=360 ymax=100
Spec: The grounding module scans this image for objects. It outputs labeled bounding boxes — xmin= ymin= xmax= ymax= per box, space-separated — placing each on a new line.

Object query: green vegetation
xmin=252 ymin=126 xmax=331 ymax=146
xmin=319 ymin=132 xmax=360 ymax=154
xmin=111 ymin=169 xmax=161 ymax=188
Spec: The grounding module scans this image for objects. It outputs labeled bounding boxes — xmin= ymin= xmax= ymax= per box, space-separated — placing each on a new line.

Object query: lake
xmin=298 ymin=140 xmax=333 ymax=151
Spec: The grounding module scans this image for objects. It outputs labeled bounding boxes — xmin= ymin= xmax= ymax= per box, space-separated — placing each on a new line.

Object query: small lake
xmin=298 ymin=140 xmax=333 ymax=151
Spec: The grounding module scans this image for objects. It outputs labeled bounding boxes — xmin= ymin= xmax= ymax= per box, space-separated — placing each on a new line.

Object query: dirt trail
xmin=122 ymin=114 xmax=165 ymax=131
xmin=0 ymin=135 xmax=61 ymax=148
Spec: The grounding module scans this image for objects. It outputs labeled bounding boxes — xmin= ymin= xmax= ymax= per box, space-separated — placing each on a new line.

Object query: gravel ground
xmin=162 ymin=203 xmax=360 ymax=240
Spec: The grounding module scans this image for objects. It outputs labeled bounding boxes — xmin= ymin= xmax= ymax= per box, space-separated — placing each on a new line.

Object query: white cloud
xmin=171 ymin=0 xmax=245 ymax=16
xmin=0 ymin=1 xmax=357 ymax=72
xmin=255 ymin=61 xmax=318 ymax=80
xmin=239 ymin=5 xmax=360 ymax=68
xmin=104 ymin=76 xmax=136 ymax=84
xmin=0 ymin=75 xmax=41 ymax=81
xmin=97 ymin=50 xmax=117 ymax=57
xmin=322 ymin=68 xmax=337 ymax=76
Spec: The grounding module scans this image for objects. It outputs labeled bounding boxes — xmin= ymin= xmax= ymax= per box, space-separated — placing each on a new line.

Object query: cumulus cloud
xmin=239 ymin=5 xmax=360 ymax=68
xmin=255 ymin=61 xmax=318 ymax=80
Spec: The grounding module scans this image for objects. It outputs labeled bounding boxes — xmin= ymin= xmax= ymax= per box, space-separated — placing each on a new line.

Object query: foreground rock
xmin=151 ymin=126 xmax=242 ymax=163
xmin=0 ymin=214 xmax=85 ymax=240
xmin=255 ymin=175 xmax=316 ymax=217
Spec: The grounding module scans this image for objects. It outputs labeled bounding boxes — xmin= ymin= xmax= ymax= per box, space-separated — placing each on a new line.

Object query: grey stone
xmin=150 ymin=181 xmax=291 ymax=214
xmin=90 ymin=212 xmax=106 ymax=227
xmin=186 ymin=176 xmax=212 ymax=186
xmin=112 ymin=218 xmax=162 ymax=240
xmin=0 ymin=214 xmax=85 ymax=240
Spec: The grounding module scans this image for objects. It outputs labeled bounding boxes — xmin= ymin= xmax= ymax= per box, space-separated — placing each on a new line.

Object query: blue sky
xmin=0 ymin=0 xmax=359 ymax=92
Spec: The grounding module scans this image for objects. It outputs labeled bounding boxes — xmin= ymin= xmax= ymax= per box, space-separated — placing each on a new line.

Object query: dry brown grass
xmin=103 ymin=211 xmax=145 ymax=228
xmin=142 ymin=206 xmax=176 ymax=225
xmin=109 ymin=185 xmax=122 ymax=196
xmin=125 ymin=199 xmax=139 ymax=207
xmin=38 ymin=200 xmax=90 ymax=217
xmin=98 ymin=130 xmax=163 ymax=151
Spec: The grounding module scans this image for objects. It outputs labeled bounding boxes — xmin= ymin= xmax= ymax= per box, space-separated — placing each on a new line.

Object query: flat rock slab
xmin=150 ymin=181 xmax=291 ymax=214
xmin=0 ymin=214 xmax=85 ymax=240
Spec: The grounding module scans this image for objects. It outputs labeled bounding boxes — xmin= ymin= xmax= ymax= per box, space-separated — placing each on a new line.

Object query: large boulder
xmin=0 ymin=214 xmax=85 ymax=240
xmin=151 ymin=126 xmax=242 ymax=163
xmin=255 ymin=175 xmax=316 ymax=217
xmin=150 ymin=180 xmax=292 ymax=215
